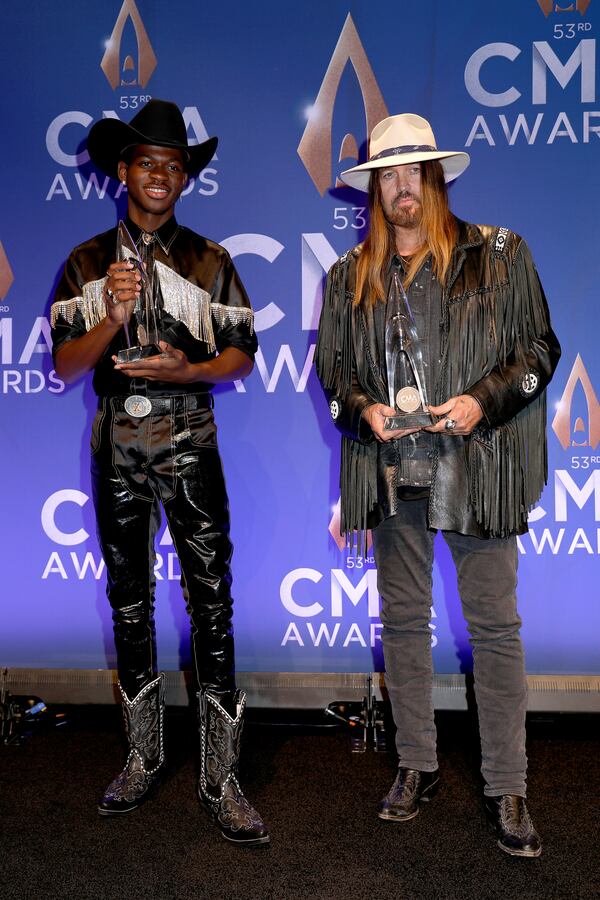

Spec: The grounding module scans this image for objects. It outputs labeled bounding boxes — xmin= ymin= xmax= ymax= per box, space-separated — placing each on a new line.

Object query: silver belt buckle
xmin=124 ymin=395 xmax=153 ymax=418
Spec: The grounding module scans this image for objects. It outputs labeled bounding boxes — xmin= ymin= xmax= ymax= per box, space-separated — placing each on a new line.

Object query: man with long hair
xmin=316 ymin=114 xmax=560 ymax=857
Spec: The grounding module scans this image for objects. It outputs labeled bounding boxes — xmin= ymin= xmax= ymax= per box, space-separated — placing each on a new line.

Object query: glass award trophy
xmin=115 ymin=220 xmax=162 ymax=364
xmin=383 ymin=270 xmax=435 ymax=431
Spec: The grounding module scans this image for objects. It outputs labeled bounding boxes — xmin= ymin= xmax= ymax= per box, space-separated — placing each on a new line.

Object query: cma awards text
xmin=45 ymin=105 xmax=219 ymax=200
xmin=0 ymin=317 xmax=64 ymax=394
xmin=463 ymin=38 xmax=600 ymax=147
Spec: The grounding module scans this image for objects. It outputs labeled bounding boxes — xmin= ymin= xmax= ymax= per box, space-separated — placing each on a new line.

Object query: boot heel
xmin=421 ymin=779 xmax=439 ymax=802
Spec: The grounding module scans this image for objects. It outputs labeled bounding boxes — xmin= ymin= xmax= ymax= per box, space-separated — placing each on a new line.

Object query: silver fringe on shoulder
xmin=50 ymin=277 xmax=107 ymax=331
xmin=211 ymin=302 xmax=255 ymax=334
xmin=51 ymin=263 xmax=255 ymax=354
xmin=155 ymin=261 xmax=214 ymax=349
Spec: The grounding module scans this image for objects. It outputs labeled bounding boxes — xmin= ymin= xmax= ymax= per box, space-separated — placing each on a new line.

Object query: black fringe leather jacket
xmin=315 ymin=219 xmax=561 ymax=542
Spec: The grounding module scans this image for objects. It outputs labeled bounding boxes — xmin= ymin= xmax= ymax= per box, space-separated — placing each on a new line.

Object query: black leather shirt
xmin=51 ymin=216 xmax=257 ymax=397
xmin=395 ymin=255 xmax=441 ymax=490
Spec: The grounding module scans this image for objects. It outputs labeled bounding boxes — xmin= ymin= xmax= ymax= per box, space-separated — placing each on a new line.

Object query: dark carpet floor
xmin=0 ymin=705 xmax=598 ymax=900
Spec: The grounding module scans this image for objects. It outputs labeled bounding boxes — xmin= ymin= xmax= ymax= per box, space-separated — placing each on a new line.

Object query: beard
xmin=384 ymin=193 xmax=423 ymax=229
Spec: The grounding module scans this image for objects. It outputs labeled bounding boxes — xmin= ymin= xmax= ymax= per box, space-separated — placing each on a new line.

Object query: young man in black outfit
xmin=51 ymin=99 xmax=269 ymax=846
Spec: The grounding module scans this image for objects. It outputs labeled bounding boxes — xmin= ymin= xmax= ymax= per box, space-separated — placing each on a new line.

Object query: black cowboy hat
xmin=87 ymin=99 xmax=218 ymax=179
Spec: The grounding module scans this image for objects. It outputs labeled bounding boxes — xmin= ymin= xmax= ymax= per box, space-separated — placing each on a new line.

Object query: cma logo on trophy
xmin=0 ymin=242 xmax=14 ymax=305
xmin=297 ymin=13 xmax=388 ymax=196
xmin=552 ymin=355 xmax=600 ymax=449
xmin=537 ymin=0 xmax=592 ymax=16
xmin=101 ymin=0 xmax=157 ymax=89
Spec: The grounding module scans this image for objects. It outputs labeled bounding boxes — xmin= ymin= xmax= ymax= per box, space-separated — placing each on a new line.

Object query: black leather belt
xmin=105 ymin=393 xmax=214 ymax=416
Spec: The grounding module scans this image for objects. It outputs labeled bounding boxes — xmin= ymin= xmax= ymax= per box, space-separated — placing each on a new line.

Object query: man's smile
xmin=144 ymin=183 xmax=170 ymax=198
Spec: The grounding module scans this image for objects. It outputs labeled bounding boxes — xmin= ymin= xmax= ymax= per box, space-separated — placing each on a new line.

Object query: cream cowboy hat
xmin=340 ymin=113 xmax=470 ymax=192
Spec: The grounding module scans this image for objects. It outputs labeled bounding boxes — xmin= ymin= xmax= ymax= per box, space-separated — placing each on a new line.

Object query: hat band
xmin=370 ymin=144 xmax=436 ymax=161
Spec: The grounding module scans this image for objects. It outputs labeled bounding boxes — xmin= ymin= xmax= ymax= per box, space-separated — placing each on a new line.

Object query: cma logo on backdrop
xmin=537 ymin=0 xmax=592 ymax=15
xmin=465 ymin=0 xmax=597 ymax=146
xmin=297 ymin=13 xmax=388 ymax=195
xmin=45 ymin=0 xmax=219 ymax=200
xmin=0 ymin=242 xmax=52 ymax=392
xmin=552 ymin=355 xmax=600 ymax=449
xmin=40 ymin=490 xmax=179 ymax=581
xmin=101 ymin=0 xmax=157 ymax=89
xmin=521 ymin=353 xmax=600 ymax=557
xmin=0 ymin=242 xmax=14 ymax=306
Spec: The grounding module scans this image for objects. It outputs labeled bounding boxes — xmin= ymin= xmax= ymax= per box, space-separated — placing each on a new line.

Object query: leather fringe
xmin=445 ymin=241 xmax=550 ymax=395
xmin=315 ymin=252 xmax=352 ymax=398
xmin=317 ymin=235 xmax=551 ymax=541
xmin=451 ymin=241 xmax=550 ymax=535
xmin=317 ymin=251 xmax=380 ymax=552
xmin=340 ymin=437 xmax=378 ymax=554
xmin=466 ymin=394 xmax=547 ymax=537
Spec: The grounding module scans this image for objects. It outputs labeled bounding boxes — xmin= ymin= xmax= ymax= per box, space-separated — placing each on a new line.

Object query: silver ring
xmin=105 ymin=287 xmax=119 ymax=305
xmin=444 ymin=418 xmax=457 ymax=431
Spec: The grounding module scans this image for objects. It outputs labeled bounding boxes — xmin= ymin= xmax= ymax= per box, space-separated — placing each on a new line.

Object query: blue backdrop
xmin=1 ymin=0 xmax=598 ymax=675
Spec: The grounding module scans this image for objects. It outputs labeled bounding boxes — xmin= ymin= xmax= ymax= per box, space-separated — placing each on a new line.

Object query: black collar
xmin=453 ymin=217 xmax=484 ymax=251
xmin=124 ymin=215 xmax=180 ymax=255
xmin=389 ymin=252 xmax=416 ymax=273
xmin=388 ymin=251 xmax=430 ymax=274
xmin=382 ymin=218 xmax=483 ymax=280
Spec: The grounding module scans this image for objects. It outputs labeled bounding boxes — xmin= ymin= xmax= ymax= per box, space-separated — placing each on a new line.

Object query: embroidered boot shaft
xmin=98 ymin=673 xmax=165 ymax=815
xmin=197 ymin=687 xmax=270 ymax=846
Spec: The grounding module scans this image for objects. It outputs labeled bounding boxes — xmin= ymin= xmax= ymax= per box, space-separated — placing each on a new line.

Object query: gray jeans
xmin=372 ymin=497 xmax=528 ymax=797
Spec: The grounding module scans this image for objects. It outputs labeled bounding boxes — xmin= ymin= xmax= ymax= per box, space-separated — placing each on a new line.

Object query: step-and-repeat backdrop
xmin=1 ymin=1 xmax=598 ymax=675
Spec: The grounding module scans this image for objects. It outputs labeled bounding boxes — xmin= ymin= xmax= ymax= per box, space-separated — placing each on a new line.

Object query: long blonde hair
xmin=354 ymin=160 xmax=457 ymax=306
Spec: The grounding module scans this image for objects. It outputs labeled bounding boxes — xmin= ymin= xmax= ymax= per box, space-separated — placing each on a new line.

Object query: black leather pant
xmin=91 ymin=394 xmax=235 ymax=699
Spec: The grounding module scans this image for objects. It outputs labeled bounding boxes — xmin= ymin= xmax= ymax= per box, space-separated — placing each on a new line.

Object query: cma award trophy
xmin=115 ymin=221 xmax=164 ymax=418
xmin=115 ymin=220 xmax=162 ymax=364
xmin=384 ymin=270 xmax=435 ymax=431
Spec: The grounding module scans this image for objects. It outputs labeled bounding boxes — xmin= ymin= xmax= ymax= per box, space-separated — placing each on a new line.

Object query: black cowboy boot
xmin=197 ymin=687 xmax=270 ymax=846
xmin=98 ymin=673 xmax=165 ymax=815
xmin=485 ymin=795 xmax=542 ymax=857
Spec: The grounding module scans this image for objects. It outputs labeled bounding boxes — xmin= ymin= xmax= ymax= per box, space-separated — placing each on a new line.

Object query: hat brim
xmin=340 ymin=150 xmax=470 ymax=192
xmin=87 ymin=118 xmax=218 ymax=179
